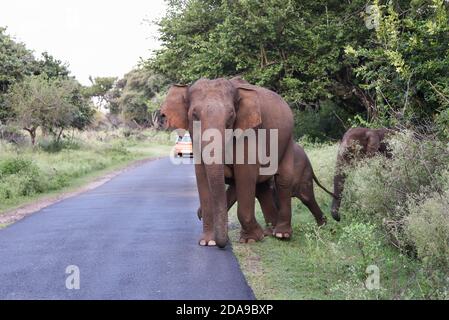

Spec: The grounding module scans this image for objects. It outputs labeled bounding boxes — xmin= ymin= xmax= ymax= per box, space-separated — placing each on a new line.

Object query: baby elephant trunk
xmin=331 ymin=173 xmax=345 ymax=221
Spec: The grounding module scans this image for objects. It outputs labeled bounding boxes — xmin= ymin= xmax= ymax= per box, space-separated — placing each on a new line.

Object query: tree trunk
xmin=56 ymin=128 xmax=64 ymax=143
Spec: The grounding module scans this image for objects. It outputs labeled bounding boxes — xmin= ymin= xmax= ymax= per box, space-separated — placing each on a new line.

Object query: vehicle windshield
xmin=181 ymin=135 xmax=192 ymax=143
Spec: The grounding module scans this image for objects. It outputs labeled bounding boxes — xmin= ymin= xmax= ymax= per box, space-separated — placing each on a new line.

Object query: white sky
xmin=0 ymin=0 xmax=167 ymax=85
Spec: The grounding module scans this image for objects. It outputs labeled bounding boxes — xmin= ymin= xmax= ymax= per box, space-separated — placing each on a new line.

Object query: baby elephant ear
xmin=234 ymin=85 xmax=262 ymax=131
xmin=160 ymin=85 xmax=189 ymax=130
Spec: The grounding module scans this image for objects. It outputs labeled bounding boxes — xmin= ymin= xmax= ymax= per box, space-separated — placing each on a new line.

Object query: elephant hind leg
xmin=256 ymin=181 xmax=279 ymax=236
xmin=234 ymin=165 xmax=265 ymax=244
xmin=297 ymin=181 xmax=327 ymax=227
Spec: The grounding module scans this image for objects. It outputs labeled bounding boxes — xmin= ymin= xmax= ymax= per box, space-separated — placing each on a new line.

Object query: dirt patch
xmin=0 ymin=157 xmax=162 ymax=227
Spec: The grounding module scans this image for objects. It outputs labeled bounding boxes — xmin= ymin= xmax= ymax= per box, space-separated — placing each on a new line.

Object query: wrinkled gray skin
xmin=161 ymin=78 xmax=295 ymax=248
xmin=331 ymin=127 xmax=393 ymax=221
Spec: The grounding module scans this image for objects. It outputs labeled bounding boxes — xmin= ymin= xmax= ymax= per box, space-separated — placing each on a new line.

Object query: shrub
xmin=38 ymin=138 xmax=82 ymax=153
xmin=0 ymin=157 xmax=47 ymax=199
xmin=435 ymin=108 xmax=449 ymax=141
xmin=339 ymin=222 xmax=382 ymax=269
xmin=0 ymin=157 xmax=35 ymax=176
xmin=0 ymin=124 xmax=27 ymax=145
xmin=342 ymin=131 xmax=449 ymax=243
xmin=405 ymin=191 xmax=449 ymax=270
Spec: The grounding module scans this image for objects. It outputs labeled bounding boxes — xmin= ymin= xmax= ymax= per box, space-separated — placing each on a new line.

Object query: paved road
xmin=0 ymin=158 xmax=254 ymax=300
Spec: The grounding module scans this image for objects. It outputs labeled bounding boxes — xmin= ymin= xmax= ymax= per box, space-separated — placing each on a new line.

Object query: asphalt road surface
xmin=0 ymin=158 xmax=254 ymax=300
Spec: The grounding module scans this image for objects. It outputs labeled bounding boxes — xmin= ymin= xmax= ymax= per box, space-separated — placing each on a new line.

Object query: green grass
xmin=0 ymin=129 xmax=173 ymax=214
xmin=230 ymin=142 xmax=442 ymax=300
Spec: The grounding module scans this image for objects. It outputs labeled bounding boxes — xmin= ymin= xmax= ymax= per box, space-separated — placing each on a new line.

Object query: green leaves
xmin=0 ymin=28 xmax=80 ymax=125
xmin=106 ymin=68 xmax=170 ymax=126
xmin=6 ymin=75 xmax=92 ymax=143
xmin=149 ymin=0 xmax=448 ymax=135
xmin=348 ymin=0 xmax=449 ymax=124
xmin=150 ymin=0 xmax=373 ymax=113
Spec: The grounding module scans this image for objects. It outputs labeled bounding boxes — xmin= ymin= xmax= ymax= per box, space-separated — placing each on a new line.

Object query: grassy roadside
xmin=230 ymin=205 xmax=420 ymax=300
xmin=0 ymin=130 xmax=173 ymax=218
xmin=230 ymin=140 xmax=449 ymax=300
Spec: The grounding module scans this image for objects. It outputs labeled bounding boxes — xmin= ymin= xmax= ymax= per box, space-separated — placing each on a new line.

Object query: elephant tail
xmin=313 ymin=173 xmax=337 ymax=199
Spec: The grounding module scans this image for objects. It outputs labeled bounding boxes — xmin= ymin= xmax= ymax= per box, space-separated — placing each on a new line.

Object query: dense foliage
xmin=6 ymin=75 xmax=93 ymax=144
xmin=341 ymin=132 xmax=449 ymax=297
xmin=0 ymin=28 xmax=96 ymax=144
xmin=150 ymin=0 xmax=449 ymax=139
xmin=106 ymin=68 xmax=170 ymax=127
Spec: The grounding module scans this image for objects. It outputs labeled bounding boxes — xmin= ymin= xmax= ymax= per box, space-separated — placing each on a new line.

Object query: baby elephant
xmin=198 ymin=143 xmax=335 ymax=239
xmin=331 ymin=127 xmax=394 ymax=221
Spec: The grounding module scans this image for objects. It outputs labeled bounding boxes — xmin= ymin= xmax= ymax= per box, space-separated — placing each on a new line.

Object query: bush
xmin=405 ymin=191 xmax=449 ymax=270
xmin=0 ymin=157 xmax=35 ymax=176
xmin=339 ymin=222 xmax=382 ymax=270
xmin=38 ymin=138 xmax=82 ymax=153
xmin=0 ymin=124 xmax=27 ymax=145
xmin=435 ymin=108 xmax=449 ymax=141
xmin=0 ymin=157 xmax=47 ymax=199
xmin=342 ymin=131 xmax=449 ymax=255
xmin=293 ymin=101 xmax=350 ymax=142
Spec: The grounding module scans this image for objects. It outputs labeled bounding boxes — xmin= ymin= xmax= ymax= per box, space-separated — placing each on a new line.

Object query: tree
xmin=107 ymin=68 xmax=169 ymax=127
xmin=84 ymin=76 xmax=117 ymax=105
xmin=346 ymin=0 xmax=449 ymax=126
xmin=1 ymin=28 xmax=76 ymax=124
xmin=6 ymin=75 xmax=91 ymax=145
xmin=151 ymin=0 xmax=373 ymax=103
xmin=0 ymin=27 xmax=36 ymax=122
xmin=149 ymin=0 xmax=449 ymax=138
xmin=149 ymin=0 xmax=375 ymax=138
xmin=34 ymin=52 xmax=70 ymax=80
xmin=71 ymin=84 xmax=96 ymax=131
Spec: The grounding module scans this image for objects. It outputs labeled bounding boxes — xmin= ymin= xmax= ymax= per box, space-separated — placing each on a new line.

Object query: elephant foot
xmin=239 ymin=225 xmax=265 ymax=244
xmin=263 ymin=225 xmax=274 ymax=237
xmin=316 ymin=216 xmax=327 ymax=227
xmin=199 ymin=233 xmax=216 ymax=247
xmin=274 ymin=233 xmax=291 ymax=240
xmin=331 ymin=209 xmax=341 ymax=222
xmin=273 ymin=225 xmax=292 ymax=240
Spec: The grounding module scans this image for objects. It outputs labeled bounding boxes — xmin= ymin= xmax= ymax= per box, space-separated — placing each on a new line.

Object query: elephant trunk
xmin=331 ymin=171 xmax=345 ymax=222
xmin=205 ymin=164 xmax=228 ymax=248
xmin=202 ymin=125 xmax=228 ymax=248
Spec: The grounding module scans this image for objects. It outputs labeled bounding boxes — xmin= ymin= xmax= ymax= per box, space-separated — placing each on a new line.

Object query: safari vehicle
xmin=175 ymin=133 xmax=193 ymax=158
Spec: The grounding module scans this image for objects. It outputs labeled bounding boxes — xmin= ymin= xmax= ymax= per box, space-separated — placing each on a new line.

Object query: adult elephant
xmin=161 ymin=78 xmax=295 ymax=248
xmin=331 ymin=127 xmax=393 ymax=221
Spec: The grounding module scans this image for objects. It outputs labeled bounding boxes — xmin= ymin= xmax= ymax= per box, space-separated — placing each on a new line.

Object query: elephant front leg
xmin=197 ymin=184 xmax=238 ymax=221
xmin=273 ymin=142 xmax=294 ymax=239
xmin=234 ymin=165 xmax=265 ymax=244
xmin=195 ymin=164 xmax=216 ymax=246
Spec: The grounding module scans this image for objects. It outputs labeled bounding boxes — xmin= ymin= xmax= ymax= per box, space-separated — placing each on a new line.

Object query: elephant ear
xmin=160 ymin=85 xmax=189 ymax=130
xmin=234 ymin=85 xmax=262 ymax=131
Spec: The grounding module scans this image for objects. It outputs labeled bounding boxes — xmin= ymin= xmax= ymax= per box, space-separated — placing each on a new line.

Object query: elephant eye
xmin=226 ymin=111 xmax=235 ymax=128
